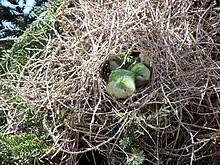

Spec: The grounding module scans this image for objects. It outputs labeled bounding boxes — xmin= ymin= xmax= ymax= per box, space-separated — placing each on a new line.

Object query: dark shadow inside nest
xmin=36 ymin=150 xmax=108 ymax=165
xmin=76 ymin=150 xmax=108 ymax=165
xmin=36 ymin=132 xmax=109 ymax=165
xmin=70 ymin=134 xmax=109 ymax=165
xmin=211 ymin=32 xmax=220 ymax=61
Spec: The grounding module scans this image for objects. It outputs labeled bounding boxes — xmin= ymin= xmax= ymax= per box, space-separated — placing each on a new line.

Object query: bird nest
xmin=16 ymin=0 xmax=220 ymax=164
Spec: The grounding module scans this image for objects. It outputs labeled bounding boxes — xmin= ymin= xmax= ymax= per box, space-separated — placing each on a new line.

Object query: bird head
xmin=109 ymin=57 xmax=120 ymax=70
xmin=135 ymin=67 xmax=150 ymax=81
xmin=139 ymin=52 xmax=151 ymax=67
xmin=130 ymin=63 xmax=151 ymax=87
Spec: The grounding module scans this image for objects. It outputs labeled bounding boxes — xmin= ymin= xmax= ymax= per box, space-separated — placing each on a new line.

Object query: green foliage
xmin=120 ymin=136 xmax=132 ymax=150
xmin=0 ymin=1 xmax=69 ymax=164
xmin=0 ymin=51 xmax=7 ymax=74
xmin=51 ymin=0 xmax=74 ymax=9
xmin=14 ymin=98 xmax=45 ymax=133
xmin=0 ymin=4 xmax=62 ymax=75
xmin=0 ymin=72 xmax=49 ymax=165
xmin=127 ymin=148 xmax=145 ymax=165
xmin=119 ymin=106 xmax=170 ymax=165
xmin=0 ymin=132 xmax=47 ymax=165
xmin=119 ymin=113 xmax=146 ymax=165
xmin=8 ymin=10 xmax=57 ymax=73
xmin=0 ymin=82 xmax=46 ymax=138
xmin=146 ymin=106 xmax=170 ymax=126
xmin=0 ymin=2 xmax=50 ymax=70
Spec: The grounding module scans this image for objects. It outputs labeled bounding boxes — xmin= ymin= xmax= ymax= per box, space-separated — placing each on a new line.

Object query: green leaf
xmin=127 ymin=148 xmax=145 ymax=165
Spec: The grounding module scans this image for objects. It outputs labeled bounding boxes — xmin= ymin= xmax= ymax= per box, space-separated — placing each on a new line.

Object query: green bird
xmin=108 ymin=54 xmax=137 ymax=70
xmin=129 ymin=63 xmax=151 ymax=87
xmin=106 ymin=69 xmax=136 ymax=99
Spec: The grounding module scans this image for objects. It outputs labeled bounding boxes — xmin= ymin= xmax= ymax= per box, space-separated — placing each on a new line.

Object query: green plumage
xmin=129 ymin=63 xmax=151 ymax=87
xmin=108 ymin=69 xmax=135 ymax=82
xmin=106 ymin=69 xmax=136 ymax=99
xmin=106 ymin=52 xmax=152 ymax=98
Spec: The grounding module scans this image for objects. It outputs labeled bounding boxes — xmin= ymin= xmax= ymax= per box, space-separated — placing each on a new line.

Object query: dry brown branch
xmin=3 ymin=0 xmax=220 ymax=164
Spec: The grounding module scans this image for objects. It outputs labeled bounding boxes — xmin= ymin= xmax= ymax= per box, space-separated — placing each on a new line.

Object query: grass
xmin=1 ymin=0 xmax=220 ymax=164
